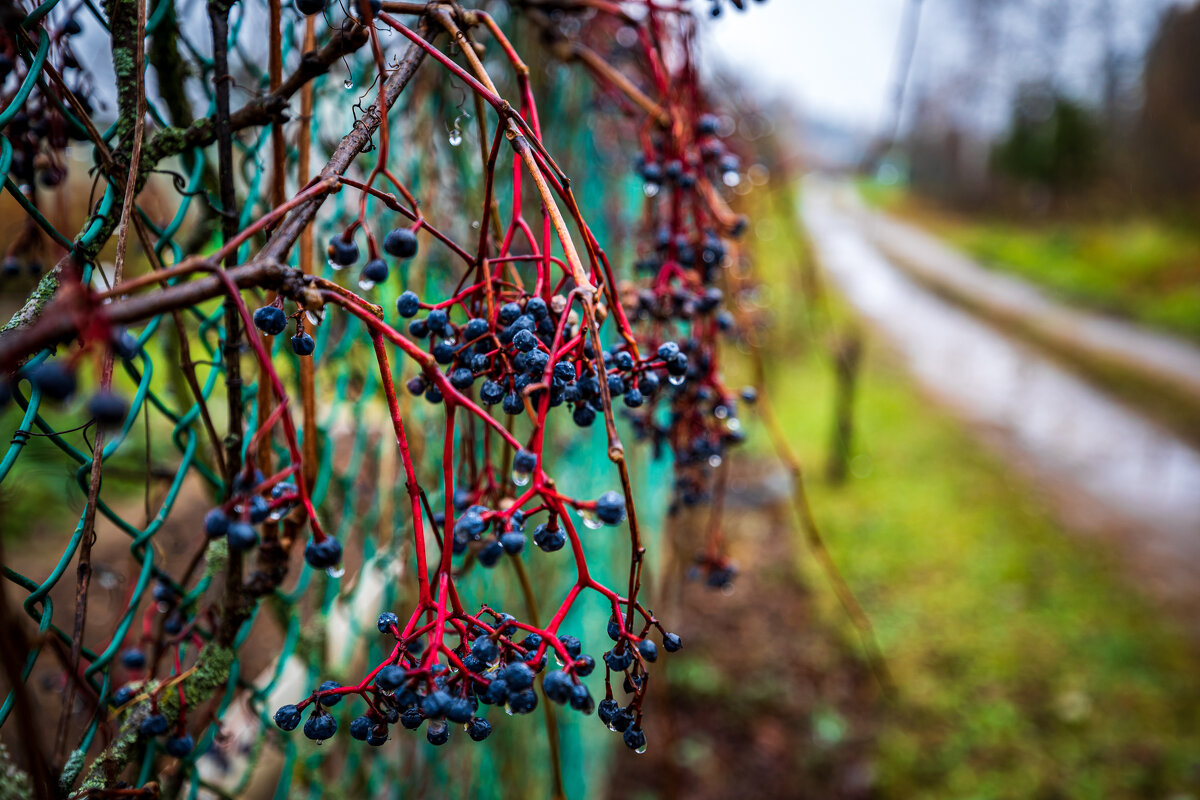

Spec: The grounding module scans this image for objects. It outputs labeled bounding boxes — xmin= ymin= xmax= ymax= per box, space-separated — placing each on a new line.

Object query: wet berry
xmin=291 ymin=332 xmax=316 ymax=356
xmin=226 ymin=522 xmax=258 ymax=552
xmin=396 ymin=291 xmax=421 ymax=317
xmin=383 ymin=228 xmax=418 ymax=259
xmin=164 ymin=734 xmax=194 ymax=757
xmin=274 ymin=704 xmax=301 ymax=731
xmin=140 ymin=713 xmax=169 ymax=737
xmin=304 ymin=537 xmax=342 ymax=569
xmin=303 ymin=709 xmax=337 ymax=741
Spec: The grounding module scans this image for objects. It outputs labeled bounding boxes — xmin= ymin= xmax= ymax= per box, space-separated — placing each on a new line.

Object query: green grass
xmin=856 ymin=179 xmax=1200 ymax=342
xmin=735 ymin=185 xmax=1200 ymax=798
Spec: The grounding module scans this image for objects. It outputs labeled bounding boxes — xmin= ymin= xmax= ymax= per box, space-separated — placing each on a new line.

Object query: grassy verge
xmin=731 ymin=184 xmax=1200 ymax=798
xmin=855 ymin=179 xmax=1200 ymax=343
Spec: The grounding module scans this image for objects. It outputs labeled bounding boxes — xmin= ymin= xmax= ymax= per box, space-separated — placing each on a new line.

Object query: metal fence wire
xmin=0 ymin=0 xmax=769 ymax=797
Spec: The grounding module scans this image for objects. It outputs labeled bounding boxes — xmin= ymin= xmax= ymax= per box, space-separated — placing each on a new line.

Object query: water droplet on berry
xmin=708 ymin=454 xmax=722 ymax=469
xmin=668 ymin=374 xmax=685 ymax=386
xmin=511 ymin=467 xmax=531 ymax=487
xmin=722 ymin=170 xmax=741 ymax=188
xmin=448 ymin=128 xmax=463 ymax=147
xmin=726 ymin=417 xmax=742 ymax=432
xmin=358 ymin=277 xmax=377 ymax=291
xmin=471 ymin=220 xmax=481 ymax=230
xmin=343 ymin=78 xmax=353 ymax=90
xmin=326 ymin=566 xmax=345 ymax=579
xmin=306 ymin=309 xmax=323 ymax=326
xmin=642 ymin=182 xmax=660 ymax=198
xmin=581 ymin=510 xmax=602 ymax=530
xmin=714 ymin=405 xmax=728 ymax=419
xmin=635 ymin=742 xmax=647 ymax=754
xmin=327 ymin=258 xmax=344 ymax=272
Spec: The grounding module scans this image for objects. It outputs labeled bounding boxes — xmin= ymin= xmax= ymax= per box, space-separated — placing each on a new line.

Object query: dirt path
xmin=801 ymin=177 xmax=1200 ymax=621
xmin=608 ymin=460 xmax=879 ymax=800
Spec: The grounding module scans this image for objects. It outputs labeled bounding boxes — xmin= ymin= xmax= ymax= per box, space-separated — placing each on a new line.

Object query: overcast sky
xmin=700 ymin=1 xmax=905 ymax=132
xmin=699 ymin=0 xmax=1193 ymax=135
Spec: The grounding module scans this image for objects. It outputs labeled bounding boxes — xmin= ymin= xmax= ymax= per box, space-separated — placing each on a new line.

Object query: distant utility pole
xmin=860 ymin=0 xmax=925 ymax=174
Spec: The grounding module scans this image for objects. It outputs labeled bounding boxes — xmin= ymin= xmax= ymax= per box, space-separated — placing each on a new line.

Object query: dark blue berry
xmin=450 ymin=367 xmax=474 ymax=389
xmin=480 ymin=380 xmax=504 ymax=405
xmin=478 ymin=539 xmax=504 ymax=567
xmin=533 ymin=524 xmax=565 ymax=553
xmin=569 ymin=683 xmax=594 ymax=713
xmin=400 ymin=707 xmax=423 ymax=729
xmin=377 ymin=612 xmax=399 ymax=633
xmin=542 ymin=670 xmax=572 ymax=704
xmin=512 ymin=329 xmax=538 ymax=353
xmin=426 ymin=721 xmax=450 ymax=745
xmin=274 ymin=704 xmax=301 ymax=731
xmin=317 ymin=680 xmax=342 ymax=705
xmin=296 ymin=0 xmax=324 ymax=14
xmin=598 ymin=698 xmax=619 ymax=725
xmin=377 ymin=664 xmax=407 ymax=691
xmin=513 ymin=449 xmax=537 ymax=475
xmin=459 ymin=317 xmax=487 ymax=340
xmin=291 ymin=332 xmax=315 ymax=356
xmin=638 ymin=639 xmax=658 ymax=663
xmin=502 ymin=393 xmax=524 ymax=415
xmin=481 ymin=677 xmax=507 ymax=705
xmin=253 ymin=306 xmax=287 ymax=335
xmin=164 ymin=734 xmax=193 ymax=757
xmin=204 ymin=509 xmax=229 ymax=539
xmin=500 ymin=531 xmax=525 ymax=555
xmin=112 ymin=686 xmax=136 ymax=706
xmin=574 ymin=654 xmax=595 ymax=677
xmin=471 ymin=636 xmax=499 ymax=664
xmin=560 ymin=635 xmax=582 ymax=658
xmin=446 ymin=697 xmax=475 ymax=724
xmin=595 ymin=491 xmax=626 ymax=525
xmin=327 ymin=235 xmax=359 ymax=266
xmin=303 ymin=710 xmax=337 ymax=741
xmin=226 ymin=522 xmax=258 ymax=552
xmin=121 ymin=648 xmax=146 ymax=669
xmin=28 ymin=361 xmax=76 ymax=401
xmin=396 ymin=291 xmax=421 ymax=318
xmin=498 ymin=302 xmax=521 ymax=324
xmin=421 ymin=690 xmax=451 ymax=718
xmin=508 ymin=688 xmax=538 ymax=714
xmin=611 ymin=706 xmax=635 ymax=733
xmin=572 ymin=405 xmax=596 ymax=427
xmin=87 ymin=391 xmax=128 ymax=428
xmin=304 ymin=537 xmax=342 ymax=569
xmin=140 ymin=713 xmax=169 ymax=737
xmin=383 ymin=228 xmax=418 ymax=259
xmin=623 ymin=726 xmax=646 ymax=750
xmin=466 ymin=717 xmax=492 ymax=741
xmin=362 ymin=258 xmax=389 ymax=285
xmin=349 ymin=715 xmax=372 ymax=741
xmin=501 ymin=661 xmax=534 ymax=690
xmin=248 ymin=494 xmax=270 ymax=524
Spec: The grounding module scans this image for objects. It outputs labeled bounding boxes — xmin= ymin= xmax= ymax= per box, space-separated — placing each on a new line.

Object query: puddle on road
xmin=802 ymin=181 xmax=1200 ymax=563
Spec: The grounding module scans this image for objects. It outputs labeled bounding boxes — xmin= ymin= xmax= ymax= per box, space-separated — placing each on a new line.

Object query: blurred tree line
xmin=897 ymin=0 xmax=1200 ymax=218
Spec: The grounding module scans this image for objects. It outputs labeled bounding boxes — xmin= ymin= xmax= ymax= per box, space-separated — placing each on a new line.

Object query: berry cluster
xmin=274 ymin=607 xmax=681 ymax=750
xmin=1 ymin=15 xmax=92 ymax=276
